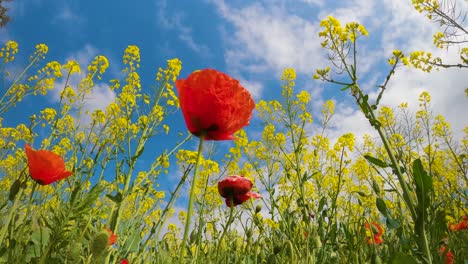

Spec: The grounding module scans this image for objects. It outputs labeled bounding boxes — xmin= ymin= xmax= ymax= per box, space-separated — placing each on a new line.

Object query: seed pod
xmin=371 ymin=179 xmax=381 ymax=195
xmin=357 ymin=191 xmax=368 ymax=197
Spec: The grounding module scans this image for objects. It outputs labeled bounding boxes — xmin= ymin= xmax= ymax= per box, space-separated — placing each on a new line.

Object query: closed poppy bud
xmin=255 ymin=204 xmax=262 ymax=213
xmin=176 ymin=69 xmax=255 ymax=140
xmin=24 ymin=144 xmax=73 ymax=185
xmin=371 ymin=254 xmax=382 ymax=264
xmin=67 ymin=243 xmax=82 ymax=263
xmin=91 ymin=232 xmax=110 ymax=256
xmin=246 ymin=229 xmax=252 ymax=238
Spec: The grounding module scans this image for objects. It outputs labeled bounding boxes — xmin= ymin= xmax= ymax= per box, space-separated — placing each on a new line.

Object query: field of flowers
xmin=0 ymin=2 xmax=467 ymax=264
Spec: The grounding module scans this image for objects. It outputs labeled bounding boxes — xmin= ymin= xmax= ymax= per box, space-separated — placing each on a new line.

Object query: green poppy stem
xmin=215 ymin=196 xmax=235 ymax=262
xmin=179 ymin=134 xmax=205 ymax=264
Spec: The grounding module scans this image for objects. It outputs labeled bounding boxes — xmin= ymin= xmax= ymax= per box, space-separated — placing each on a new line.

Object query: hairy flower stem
xmin=215 ymin=197 xmax=235 ymax=262
xmin=179 ymin=134 xmax=205 ymax=264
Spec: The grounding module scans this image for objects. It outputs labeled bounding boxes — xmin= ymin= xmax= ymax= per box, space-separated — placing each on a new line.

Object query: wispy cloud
xmin=52 ymin=4 xmax=85 ymax=26
xmin=52 ymin=45 xmax=116 ymax=124
xmin=211 ymin=0 xmax=467 ymax=141
xmin=156 ymin=0 xmax=210 ymax=57
xmin=212 ymin=0 xmax=325 ymax=76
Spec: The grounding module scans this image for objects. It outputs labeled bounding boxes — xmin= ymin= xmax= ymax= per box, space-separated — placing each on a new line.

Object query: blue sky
xmin=1 ymin=0 xmax=467 ymax=211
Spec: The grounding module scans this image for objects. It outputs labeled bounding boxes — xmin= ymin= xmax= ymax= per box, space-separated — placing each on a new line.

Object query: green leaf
xmin=105 ymin=192 xmax=123 ymax=204
xmin=340 ymin=84 xmax=354 ymax=91
xmin=391 ymin=252 xmax=418 ymax=264
xmin=413 ymin=159 xmax=433 ymax=211
xmin=318 ymin=197 xmax=327 ymax=212
xmin=124 ymin=232 xmax=140 ymax=253
xmin=8 ymin=180 xmax=21 ymax=201
xmin=364 ymin=155 xmax=389 ymax=168
xmin=386 ymin=218 xmax=400 ymax=229
xmin=132 ymin=145 xmax=145 ymax=162
xmin=376 ymin=198 xmax=389 ymax=217
xmin=73 ymin=183 xmax=105 ymax=213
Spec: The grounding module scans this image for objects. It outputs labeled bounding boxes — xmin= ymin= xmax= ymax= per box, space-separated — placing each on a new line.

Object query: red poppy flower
xmin=218 ymin=175 xmax=261 ymax=207
xmin=107 ymin=228 xmax=117 ymax=245
xmin=439 ymin=246 xmax=454 ymax=264
xmin=456 ymin=219 xmax=468 ymax=230
xmin=120 ymin=259 xmax=129 ymax=264
xmin=176 ymin=69 xmax=255 ymax=140
xmin=24 ymin=144 xmax=73 ymax=185
xmin=448 ymin=223 xmax=457 ymax=232
xmin=364 ymin=222 xmax=384 ymax=245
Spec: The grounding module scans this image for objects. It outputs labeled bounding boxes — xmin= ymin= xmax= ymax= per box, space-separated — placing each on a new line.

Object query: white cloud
xmin=235 ymin=77 xmax=264 ymax=100
xmin=299 ymin=0 xmax=324 ymax=6
xmin=52 ymin=45 xmax=116 ymax=124
xmin=52 ymin=4 xmax=84 ymax=25
xmin=374 ymin=0 xmax=468 ymax=139
xmin=211 ymin=0 xmax=467 ymax=142
xmin=212 ymin=0 xmax=325 ymax=76
xmin=156 ymin=0 xmax=210 ymax=57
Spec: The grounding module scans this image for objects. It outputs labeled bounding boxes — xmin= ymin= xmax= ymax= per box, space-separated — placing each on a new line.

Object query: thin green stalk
xmin=373 ymin=118 xmax=417 ymax=221
xmin=215 ymin=198 xmax=235 ymax=263
xmin=139 ymin=166 xmax=191 ymax=252
xmin=193 ymin=166 xmax=212 ymax=262
xmin=179 ymin=135 xmax=205 ymax=264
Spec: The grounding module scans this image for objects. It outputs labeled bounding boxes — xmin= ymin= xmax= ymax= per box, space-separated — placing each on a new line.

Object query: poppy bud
xmin=371 ymin=254 xmax=382 ymax=264
xmin=91 ymin=232 xmax=109 ymax=256
xmin=246 ymin=229 xmax=252 ymax=238
xmin=67 ymin=243 xmax=82 ymax=263
xmin=189 ymin=230 xmax=197 ymax=244
xmin=273 ymin=245 xmax=282 ymax=254
xmin=255 ymin=204 xmax=262 ymax=213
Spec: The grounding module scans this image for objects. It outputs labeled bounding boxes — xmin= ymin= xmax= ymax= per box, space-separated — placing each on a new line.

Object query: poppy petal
xmin=176 ymin=69 xmax=255 ymax=140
